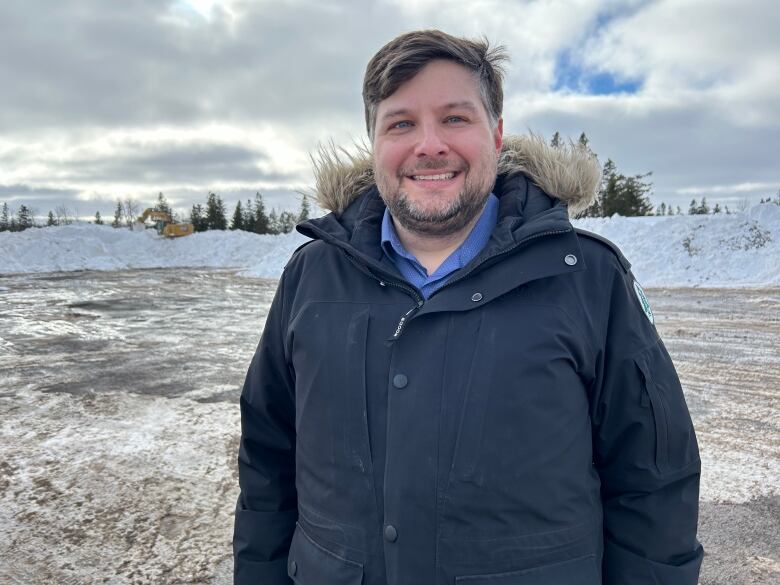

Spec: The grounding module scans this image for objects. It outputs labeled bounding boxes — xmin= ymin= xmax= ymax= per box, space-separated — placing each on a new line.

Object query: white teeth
xmin=412 ymin=172 xmax=455 ymax=181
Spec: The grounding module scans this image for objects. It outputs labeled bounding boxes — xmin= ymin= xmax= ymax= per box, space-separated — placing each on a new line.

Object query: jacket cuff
xmin=234 ymin=555 xmax=290 ymax=585
xmin=603 ymin=538 xmax=703 ymax=585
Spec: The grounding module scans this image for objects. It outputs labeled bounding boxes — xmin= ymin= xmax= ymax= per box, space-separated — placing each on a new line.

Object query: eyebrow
xmin=379 ymin=101 xmax=480 ymax=122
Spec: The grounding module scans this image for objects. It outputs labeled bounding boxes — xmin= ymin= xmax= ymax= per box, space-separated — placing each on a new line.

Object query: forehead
xmin=377 ymin=59 xmax=483 ymax=113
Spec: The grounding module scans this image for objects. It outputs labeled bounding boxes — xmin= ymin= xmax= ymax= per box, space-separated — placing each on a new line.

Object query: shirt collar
xmin=380 ymin=193 xmax=499 ymax=271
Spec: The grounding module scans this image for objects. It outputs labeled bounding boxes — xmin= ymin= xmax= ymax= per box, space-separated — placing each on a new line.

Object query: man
xmin=234 ymin=30 xmax=703 ymax=585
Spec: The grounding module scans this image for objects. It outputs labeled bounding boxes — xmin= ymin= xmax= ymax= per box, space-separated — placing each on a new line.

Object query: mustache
xmin=397 ymin=160 xmax=467 ymax=176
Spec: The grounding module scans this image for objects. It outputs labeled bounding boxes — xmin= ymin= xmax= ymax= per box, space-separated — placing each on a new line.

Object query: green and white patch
xmin=633 ymin=280 xmax=654 ymax=324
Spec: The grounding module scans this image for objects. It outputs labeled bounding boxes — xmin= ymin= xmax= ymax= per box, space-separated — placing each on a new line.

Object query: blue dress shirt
xmin=380 ymin=194 xmax=499 ymax=299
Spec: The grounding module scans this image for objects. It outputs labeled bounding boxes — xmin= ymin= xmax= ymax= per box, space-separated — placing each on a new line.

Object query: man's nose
xmin=413 ymin=123 xmax=449 ymax=157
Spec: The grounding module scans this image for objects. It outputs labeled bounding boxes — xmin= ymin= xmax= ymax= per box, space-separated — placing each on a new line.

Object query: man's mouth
xmin=408 ymin=171 xmax=459 ymax=181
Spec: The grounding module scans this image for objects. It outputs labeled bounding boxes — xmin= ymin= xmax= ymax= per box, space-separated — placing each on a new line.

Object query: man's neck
xmin=392 ymin=212 xmax=483 ymax=275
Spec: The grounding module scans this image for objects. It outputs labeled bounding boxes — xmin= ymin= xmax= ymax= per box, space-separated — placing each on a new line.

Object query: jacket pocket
xmin=455 ymin=554 xmax=600 ymax=584
xmin=633 ymin=341 xmax=699 ymax=473
xmin=287 ymin=522 xmax=364 ymax=584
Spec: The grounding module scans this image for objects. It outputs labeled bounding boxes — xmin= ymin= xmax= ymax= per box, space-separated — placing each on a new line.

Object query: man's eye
xmin=391 ymin=121 xmax=412 ymax=130
xmin=445 ymin=116 xmax=466 ymax=123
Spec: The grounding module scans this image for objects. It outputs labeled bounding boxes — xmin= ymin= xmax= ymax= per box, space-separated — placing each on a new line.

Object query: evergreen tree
xmin=17 ymin=205 xmax=34 ymax=230
xmin=112 ymin=200 xmax=123 ymax=227
xmin=242 ymin=198 xmax=254 ymax=230
xmin=278 ymin=211 xmax=297 ymax=234
xmin=153 ymin=192 xmax=172 ymax=216
xmin=712 ymin=203 xmax=721 ymax=214
xmin=550 ymin=131 xmax=562 ymax=149
xmin=298 ymin=194 xmax=311 ymax=222
xmin=667 ymin=205 xmax=674 ymax=216
xmin=94 ymin=211 xmax=104 ymax=224
xmin=230 ymin=201 xmax=244 ymax=231
xmin=578 ymin=132 xmax=590 ymax=149
xmin=205 ymin=192 xmax=227 ymax=230
xmin=267 ymin=209 xmax=280 ymax=235
xmin=575 ymin=158 xmax=614 ymax=219
xmin=621 ymin=174 xmax=654 ymax=216
xmin=190 ymin=203 xmax=207 ymax=232
xmin=0 ymin=202 xmax=8 ymax=231
xmin=724 ymin=205 xmax=730 ymax=214
xmin=47 ymin=210 xmax=57 ymax=226
xmin=253 ymin=192 xmax=270 ymax=234
xmin=676 ymin=206 xmax=682 ymax=215
xmin=697 ymin=197 xmax=710 ymax=214
xmin=656 ymin=202 xmax=667 ymax=216
xmin=599 ymin=161 xmax=653 ymax=217
xmin=599 ymin=160 xmax=621 ymax=216
xmin=688 ymin=199 xmax=698 ymax=215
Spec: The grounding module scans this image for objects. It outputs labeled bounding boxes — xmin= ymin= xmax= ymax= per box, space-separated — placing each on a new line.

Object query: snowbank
xmin=573 ymin=203 xmax=780 ymax=287
xmin=0 ymin=223 xmax=307 ymax=278
xmin=1 ymin=204 xmax=778 ymax=287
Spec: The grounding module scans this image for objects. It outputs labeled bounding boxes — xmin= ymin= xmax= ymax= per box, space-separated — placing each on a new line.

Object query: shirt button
xmin=471 ymin=292 xmax=483 ymax=302
xmin=384 ymin=525 xmax=398 ymax=542
xmin=288 ymin=560 xmax=297 ymax=576
xmin=564 ymin=254 xmax=578 ymax=266
xmin=392 ymin=374 xmax=408 ymax=389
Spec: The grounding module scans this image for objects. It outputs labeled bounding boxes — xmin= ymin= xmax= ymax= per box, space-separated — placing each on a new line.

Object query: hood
xmin=310 ymin=133 xmax=601 ymax=217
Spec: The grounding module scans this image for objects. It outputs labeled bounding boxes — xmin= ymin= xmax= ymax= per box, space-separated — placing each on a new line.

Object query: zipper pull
xmin=388 ymin=301 xmax=423 ymax=341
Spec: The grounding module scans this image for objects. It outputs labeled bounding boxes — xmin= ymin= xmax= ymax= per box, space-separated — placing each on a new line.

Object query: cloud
xmin=0 ymin=0 xmax=777 ymax=218
xmin=0 ymin=184 xmax=80 ymax=201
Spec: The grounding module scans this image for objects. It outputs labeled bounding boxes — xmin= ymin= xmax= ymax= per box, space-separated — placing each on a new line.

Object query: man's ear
xmin=494 ymin=118 xmax=503 ymax=153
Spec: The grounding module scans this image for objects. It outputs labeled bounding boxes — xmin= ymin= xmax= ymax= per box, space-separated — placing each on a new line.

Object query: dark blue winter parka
xmin=233 ymin=135 xmax=704 ymax=585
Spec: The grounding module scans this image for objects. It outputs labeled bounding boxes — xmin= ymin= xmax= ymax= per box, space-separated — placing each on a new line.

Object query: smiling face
xmin=372 ymin=59 xmax=503 ymax=237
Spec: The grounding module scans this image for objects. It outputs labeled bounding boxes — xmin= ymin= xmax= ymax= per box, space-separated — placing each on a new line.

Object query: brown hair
xmin=362 ymin=30 xmax=509 ymax=140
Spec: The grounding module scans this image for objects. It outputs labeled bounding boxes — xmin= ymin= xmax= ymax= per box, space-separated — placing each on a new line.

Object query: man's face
xmin=372 ymin=59 xmax=503 ymax=237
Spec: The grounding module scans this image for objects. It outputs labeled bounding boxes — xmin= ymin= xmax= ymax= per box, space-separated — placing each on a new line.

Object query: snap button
xmin=564 ymin=254 xmax=578 ymax=266
xmin=471 ymin=292 xmax=483 ymax=302
xmin=289 ymin=560 xmax=297 ymax=576
xmin=379 ymin=281 xmax=387 ymax=287
xmin=384 ymin=525 xmax=398 ymax=542
xmin=393 ymin=374 xmax=408 ymax=389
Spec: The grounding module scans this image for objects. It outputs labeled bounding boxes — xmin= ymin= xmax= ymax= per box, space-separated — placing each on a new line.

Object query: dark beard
xmin=386 ymin=184 xmax=491 ymax=236
xmin=377 ymin=157 xmax=496 ymax=237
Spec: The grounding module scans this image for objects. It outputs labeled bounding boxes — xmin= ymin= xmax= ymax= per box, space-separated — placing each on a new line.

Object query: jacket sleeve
xmin=233 ymin=270 xmax=297 ymax=585
xmin=590 ymin=266 xmax=704 ymax=585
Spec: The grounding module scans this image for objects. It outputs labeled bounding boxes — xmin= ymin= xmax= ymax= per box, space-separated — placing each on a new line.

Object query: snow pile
xmin=1 ymin=204 xmax=778 ymax=287
xmin=573 ymin=203 xmax=780 ymax=287
xmin=0 ymin=223 xmax=307 ymax=278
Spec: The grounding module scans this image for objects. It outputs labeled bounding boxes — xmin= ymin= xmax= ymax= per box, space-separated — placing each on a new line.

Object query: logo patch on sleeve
xmin=633 ymin=280 xmax=654 ymax=324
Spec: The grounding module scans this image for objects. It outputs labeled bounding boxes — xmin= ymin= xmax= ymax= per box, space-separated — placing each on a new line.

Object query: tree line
xmin=549 ymin=132 xmax=780 ymax=218
xmin=0 ymin=191 xmax=313 ymax=234
xmin=188 ymin=191 xmax=311 ymax=234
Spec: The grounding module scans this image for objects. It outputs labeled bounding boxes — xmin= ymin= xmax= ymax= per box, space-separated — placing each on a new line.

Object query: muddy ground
xmin=0 ymin=269 xmax=777 ymax=584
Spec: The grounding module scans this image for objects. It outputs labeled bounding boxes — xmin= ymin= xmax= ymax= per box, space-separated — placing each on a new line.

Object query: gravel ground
xmin=0 ymin=269 xmax=777 ymax=584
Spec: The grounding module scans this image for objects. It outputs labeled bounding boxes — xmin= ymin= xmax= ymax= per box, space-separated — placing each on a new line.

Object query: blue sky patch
xmin=553 ymin=51 xmax=642 ymax=95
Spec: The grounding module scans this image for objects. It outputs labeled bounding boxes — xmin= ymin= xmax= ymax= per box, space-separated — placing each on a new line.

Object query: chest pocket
xmin=455 ymin=554 xmax=600 ymax=584
xmin=287 ymin=523 xmax=364 ymax=584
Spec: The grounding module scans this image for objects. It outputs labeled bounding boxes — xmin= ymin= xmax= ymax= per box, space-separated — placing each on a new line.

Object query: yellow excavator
xmin=136 ymin=208 xmax=194 ymax=238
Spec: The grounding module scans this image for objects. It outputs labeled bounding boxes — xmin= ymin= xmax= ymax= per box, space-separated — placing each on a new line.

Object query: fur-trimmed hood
xmin=310 ymin=133 xmax=601 ymax=217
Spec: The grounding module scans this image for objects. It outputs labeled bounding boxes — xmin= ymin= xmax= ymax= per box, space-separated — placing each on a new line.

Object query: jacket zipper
xmin=341 ymin=251 xmax=424 ymax=341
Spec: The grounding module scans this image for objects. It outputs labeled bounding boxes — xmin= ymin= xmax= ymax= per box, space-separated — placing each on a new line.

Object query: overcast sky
xmin=1 ymin=0 xmax=778 ymax=221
